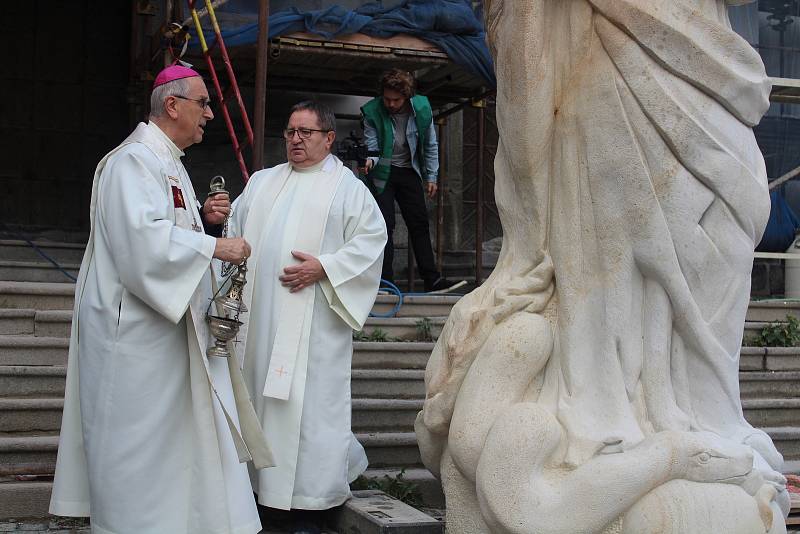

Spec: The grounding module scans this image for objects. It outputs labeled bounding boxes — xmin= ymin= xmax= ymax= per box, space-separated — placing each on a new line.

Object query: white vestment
xmin=50 ymin=121 xmax=273 ymax=534
xmin=229 ymin=154 xmax=387 ymax=510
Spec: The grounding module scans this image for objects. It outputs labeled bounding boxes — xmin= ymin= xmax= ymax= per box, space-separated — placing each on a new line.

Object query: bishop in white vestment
xmin=229 ymin=101 xmax=387 ymax=514
xmin=49 ymin=66 xmax=273 ymax=534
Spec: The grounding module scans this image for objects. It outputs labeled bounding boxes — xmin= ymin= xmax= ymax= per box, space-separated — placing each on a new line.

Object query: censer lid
xmin=207 ymin=314 xmax=243 ymax=326
xmin=214 ymin=295 xmax=248 ymax=315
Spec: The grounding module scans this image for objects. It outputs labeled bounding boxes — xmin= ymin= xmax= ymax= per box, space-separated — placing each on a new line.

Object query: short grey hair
xmin=149 ymin=78 xmax=192 ymax=119
xmin=288 ymin=100 xmax=336 ymax=132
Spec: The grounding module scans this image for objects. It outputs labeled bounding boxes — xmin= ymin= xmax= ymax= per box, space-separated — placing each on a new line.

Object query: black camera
xmin=337 ymin=130 xmax=380 ymax=169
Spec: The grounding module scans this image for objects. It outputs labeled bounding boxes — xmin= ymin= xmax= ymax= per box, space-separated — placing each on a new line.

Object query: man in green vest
xmin=362 ymin=68 xmax=455 ymax=292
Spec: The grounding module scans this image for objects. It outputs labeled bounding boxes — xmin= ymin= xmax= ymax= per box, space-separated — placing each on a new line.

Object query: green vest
xmin=360 ymin=94 xmax=433 ymax=194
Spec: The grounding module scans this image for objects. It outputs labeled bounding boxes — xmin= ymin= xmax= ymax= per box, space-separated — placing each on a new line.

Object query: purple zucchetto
xmin=153 ymin=65 xmax=201 ymax=88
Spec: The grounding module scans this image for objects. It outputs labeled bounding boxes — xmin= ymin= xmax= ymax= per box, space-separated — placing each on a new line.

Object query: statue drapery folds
xmin=417 ymin=1 xmax=789 ymax=532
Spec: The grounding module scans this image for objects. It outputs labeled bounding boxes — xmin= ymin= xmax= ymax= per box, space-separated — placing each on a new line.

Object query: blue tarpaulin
xmin=196 ymin=0 xmax=496 ymax=87
xmin=757 ymin=189 xmax=800 ymax=252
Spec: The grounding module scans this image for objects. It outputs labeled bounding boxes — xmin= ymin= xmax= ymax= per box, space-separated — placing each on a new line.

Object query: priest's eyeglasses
xmin=284 ymin=128 xmax=331 ymax=140
xmin=174 ymin=95 xmax=212 ymax=110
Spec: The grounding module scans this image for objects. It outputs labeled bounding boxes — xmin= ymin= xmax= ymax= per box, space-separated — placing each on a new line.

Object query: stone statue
xmin=415 ymin=1 xmax=790 ymax=532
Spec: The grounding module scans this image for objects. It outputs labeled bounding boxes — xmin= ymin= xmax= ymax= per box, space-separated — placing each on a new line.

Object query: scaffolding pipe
xmin=252 ymin=0 xmax=270 ymax=171
xmin=475 ymin=105 xmax=485 ymax=286
xmin=164 ymin=0 xmax=175 ymax=67
xmin=408 ymin=244 xmax=416 ymax=292
xmin=769 ymin=163 xmax=800 ymax=190
xmin=433 ymin=89 xmax=495 ymax=123
xmin=436 ymin=118 xmax=447 ymax=272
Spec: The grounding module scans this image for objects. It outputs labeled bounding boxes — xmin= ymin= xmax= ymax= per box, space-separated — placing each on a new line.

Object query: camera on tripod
xmin=337 ymin=130 xmax=380 ymax=170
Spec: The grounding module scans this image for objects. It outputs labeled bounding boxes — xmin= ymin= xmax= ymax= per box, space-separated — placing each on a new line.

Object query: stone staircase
xmin=741 ymin=302 xmax=800 ymax=465
xmin=0 ymin=241 xmax=81 ymax=284
xmin=0 ymin=275 xmax=460 ymax=518
xmin=2 ymin=240 xmax=800 ymax=520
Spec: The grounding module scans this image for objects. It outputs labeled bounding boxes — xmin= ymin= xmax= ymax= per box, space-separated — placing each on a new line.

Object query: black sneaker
xmin=425 ymin=277 xmax=458 ymax=293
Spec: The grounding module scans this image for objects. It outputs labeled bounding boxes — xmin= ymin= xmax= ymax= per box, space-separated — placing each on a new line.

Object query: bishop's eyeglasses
xmin=174 ymin=95 xmax=212 ymax=110
xmin=284 ymin=128 xmax=332 ymax=140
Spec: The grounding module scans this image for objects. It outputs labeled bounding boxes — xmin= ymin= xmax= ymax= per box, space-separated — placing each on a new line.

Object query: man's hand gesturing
xmin=280 ymin=251 xmax=326 ymax=293
xmin=214 ymin=237 xmax=251 ymax=264
xmin=203 ymin=193 xmax=231 ymax=225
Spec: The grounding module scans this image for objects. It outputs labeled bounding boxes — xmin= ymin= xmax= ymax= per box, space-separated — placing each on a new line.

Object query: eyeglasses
xmin=283 ymin=128 xmax=331 ymax=140
xmin=174 ymin=95 xmax=212 ymax=110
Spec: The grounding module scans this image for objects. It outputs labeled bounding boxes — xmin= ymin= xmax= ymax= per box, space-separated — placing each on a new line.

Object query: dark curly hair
xmin=379 ymin=68 xmax=416 ymax=99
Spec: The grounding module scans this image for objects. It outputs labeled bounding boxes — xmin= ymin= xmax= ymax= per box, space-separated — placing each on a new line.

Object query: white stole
xmin=241 ymin=156 xmax=345 ymax=400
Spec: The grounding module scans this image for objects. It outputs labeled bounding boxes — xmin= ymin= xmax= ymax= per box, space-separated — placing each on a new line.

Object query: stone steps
xmin=741 ymin=399 xmax=800 ymax=428
xmin=747 ymin=301 xmax=800 ymax=322
xmin=357 ymin=432 xmax=421 ymax=468
xmin=351 ymin=369 xmax=426 ymax=398
xmin=0 ymin=366 xmax=427 ymax=403
xmin=0 ymin=240 xmax=86 ymax=264
xmin=0 ymin=367 xmax=427 ymax=400
xmin=0 ymin=283 xmax=75 ymax=311
xmin=0 ymin=397 xmax=423 ymax=435
xmin=0 ymin=310 xmax=71 ymax=338
xmin=0 ymin=281 xmax=460 ymax=317
xmin=764 ymin=427 xmax=800 ymax=461
xmin=358 ymin=317 xmax=446 ymax=342
xmin=9 ymin=479 xmax=439 ymax=523
xmin=360 ymin=467 xmax=444 ymax=508
xmin=0 ymin=480 xmax=54 ymax=520
xmin=740 ymin=347 xmax=800 ymax=372
xmin=28 ymin=311 xmax=71 ymax=338
xmin=372 ymin=294 xmax=459 ymax=318
xmin=0 ymin=261 xmax=79 ymax=284
xmin=0 ymin=310 xmax=36 ymax=336
xmin=0 ymin=430 xmax=423 ymax=480
xmin=0 ymin=394 xmax=795 ymax=444
xmin=0 ymin=337 xmax=69 ymax=366
xmin=4 ymin=275 xmax=800 ymax=520
xmin=0 ymin=387 xmax=795 ymax=438
xmin=352 ymin=370 xmax=800 ymax=401
xmin=0 ymin=427 xmax=800 ymax=518
xmin=0 ymin=367 xmax=66 ymax=398
xmin=0 ymin=470 xmax=443 ymax=522
xmin=0 ymin=309 xmax=445 ymax=342
xmin=3 ymin=280 xmax=799 ymax=330
xmin=1 ymin=425 xmax=798 ymax=519
xmin=744 ymin=321 xmax=782 ymax=339
xmin=0 ymin=434 xmax=59 ymax=476
xmin=7 ymin=313 xmax=797 ymax=356
xmin=0 ymin=399 xmax=63 ymax=432
xmin=352 ymin=342 xmax=436 ymax=369
xmin=739 ymin=371 xmax=800 ymax=399
xmin=0 ymin=241 xmax=83 ymax=285
xmin=351 ymin=399 xmax=423 ymax=432
xmin=0 ymin=336 xmax=436 ymax=369
xmin=9 ymin=336 xmax=800 ymax=373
